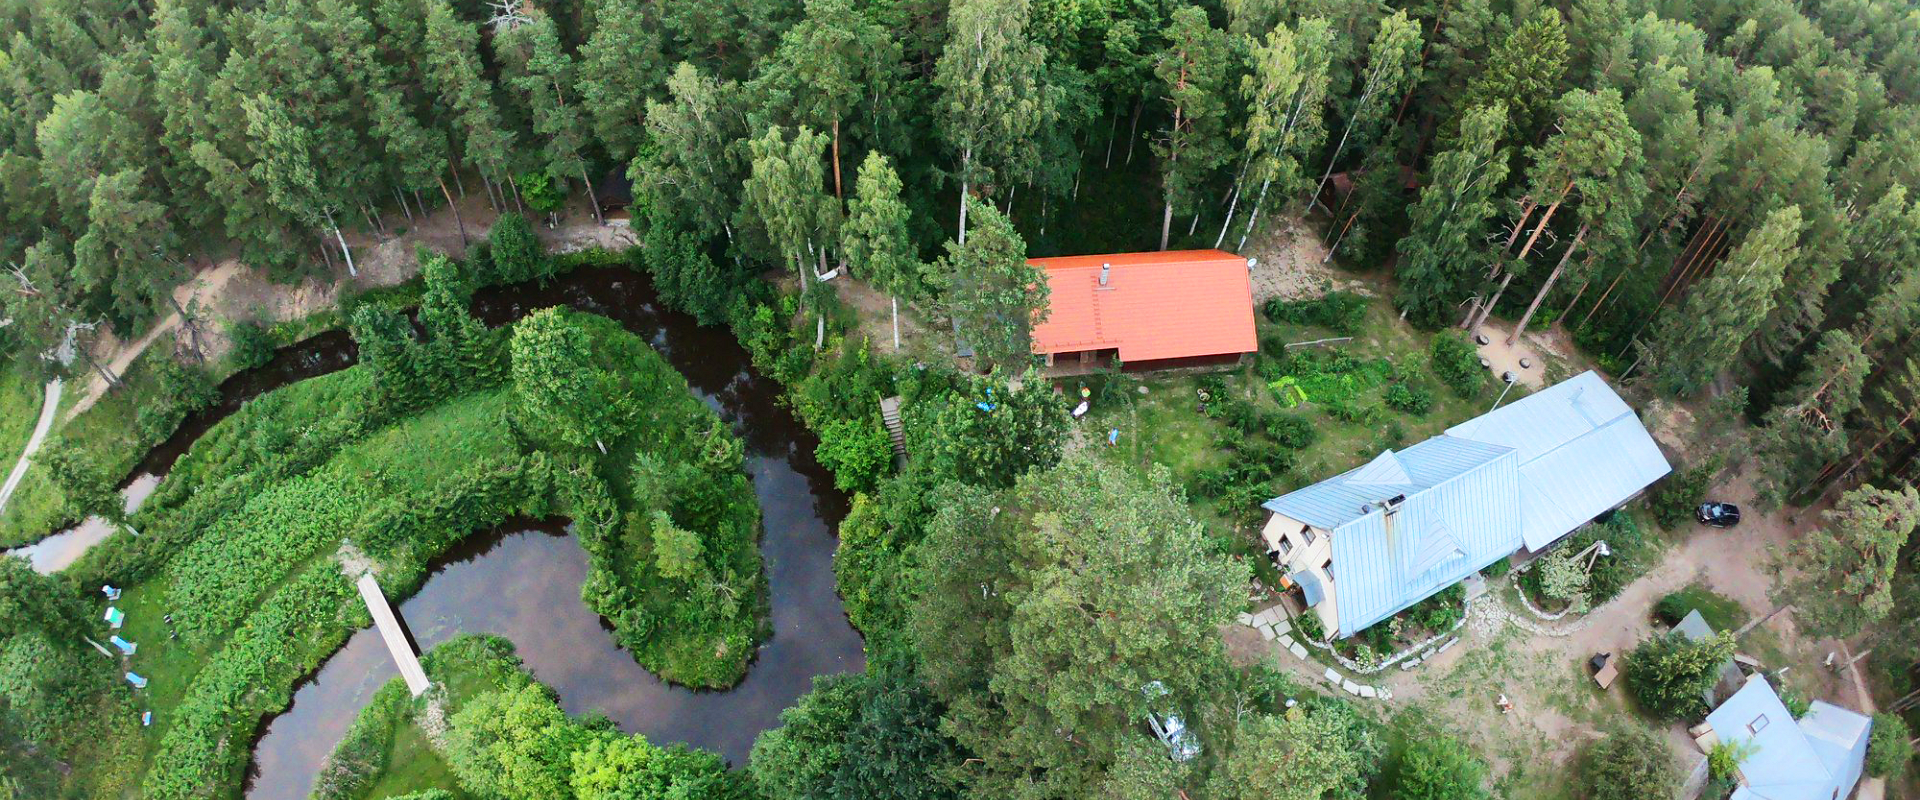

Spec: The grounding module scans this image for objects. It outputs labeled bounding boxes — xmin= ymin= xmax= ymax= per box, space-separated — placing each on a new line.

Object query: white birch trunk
xmin=323 ymin=209 xmax=357 ymax=277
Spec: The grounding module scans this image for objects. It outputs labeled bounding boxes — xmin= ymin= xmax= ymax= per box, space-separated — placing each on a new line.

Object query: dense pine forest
xmin=0 ymin=0 xmax=1915 ymax=494
xmin=2 ymin=0 xmax=1920 ymax=798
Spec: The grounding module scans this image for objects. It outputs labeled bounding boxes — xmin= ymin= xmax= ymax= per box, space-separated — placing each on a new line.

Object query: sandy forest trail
xmin=66 ymin=192 xmax=633 ymax=419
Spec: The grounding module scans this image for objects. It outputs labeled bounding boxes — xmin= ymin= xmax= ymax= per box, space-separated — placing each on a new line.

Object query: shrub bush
xmin=1624 ymin=630 xmax=1734 ymax=720
xmin=310 ymin=670 xmax=411 ymax=800
xmin=1263 ymin=291 xmax=1369 ymax=335
xmin=1649 ymin=454 xmax=1724 ymax=530
xmin=1294 ymin=609 xmax=1327 ymax=642
xmin=1535 ymin=548 xmax=1592 ymax=613
xmin=639 ymin=210 xmax=741 ymax=326
xmin=1428 ymin=333 xmax=1485 ymax=398
xmin=485 ymin=212 xmax=547 ymax=284
xmin=1579 ymin=725 xmax=1678 ymax=800
xmin=1386 ymin=729 xmax=1491 ymax=800
xmin=1868 ymin=712 xmax=1913 ymax=780
xmin=227 ymin=320 xmax=277 ymax=371
xmin=1575 ymin=513 xmax=1649 ymax=605
xmin=815 ymin=415 xmax=893 ymax=493
xmin=1263 ymin=412 xmax=1317 ymax=448
xmin=1385 ymin=381 xmax=1435 ymax=416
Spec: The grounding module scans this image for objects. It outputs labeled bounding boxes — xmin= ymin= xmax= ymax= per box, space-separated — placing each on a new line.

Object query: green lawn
xmin=1080 ymin=293 xmax=1517 ymax=542
xmin=0 ymin=345 xmax=185 ymax=545
xmin=1656 ymin=582 xmax=1750 ymax=633
xmin=359 ymin=725 xmax=467 ymax=799
xmin=48 ymin=308 xmax=770 ymax=798
xmin=83 ymin=386 xmax=520 ymax=796
xmin=0 ymin=361 xmax=42 ymax=462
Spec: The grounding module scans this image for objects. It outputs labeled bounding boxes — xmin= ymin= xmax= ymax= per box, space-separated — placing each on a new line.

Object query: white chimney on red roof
xmin=1100 ymin=262 xmax=1111 ymax=286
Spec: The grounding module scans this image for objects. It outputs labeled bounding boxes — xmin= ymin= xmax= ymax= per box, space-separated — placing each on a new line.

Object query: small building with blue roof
xmin=1702 ymin=674 xmax=1871 ymax=800
xmin=1260 ymin=370 xmax=1670 ymax=638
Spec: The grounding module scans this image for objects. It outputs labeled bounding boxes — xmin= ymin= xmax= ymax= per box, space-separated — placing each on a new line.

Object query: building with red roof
xmin=1029 ymin=249 xmax=1259 ymax=374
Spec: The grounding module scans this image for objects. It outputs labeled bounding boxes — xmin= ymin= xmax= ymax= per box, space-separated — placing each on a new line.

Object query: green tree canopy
xmin=1205 ymin=703 xmax=1380 ymax=800
xmin=1643 ymin=205 xmax=1804 ymax=397
xmin=933 ymin=199 xmax=1045 ymax=373
xmin=934 ymin=0 xmax=1056 ymax=243
xmin=1396 ymin=104 xmax=1510 ymax=327
xmin=1784 ymin=484 xmax=1920 ymax=637
xmin=1579 ymin=725 xmax=1679 ymax=800
xmin=912 ymin=455 xmax=1247 ymax=798
xmin=1624 ymin=629 xmax=1736 ymax=719
xmin=508 ymin=307 xmax=637 ymax=453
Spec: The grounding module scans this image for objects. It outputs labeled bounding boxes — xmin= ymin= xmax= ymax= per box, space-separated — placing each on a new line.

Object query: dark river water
xmin=17 ymin=266 xmax=863 ymax=799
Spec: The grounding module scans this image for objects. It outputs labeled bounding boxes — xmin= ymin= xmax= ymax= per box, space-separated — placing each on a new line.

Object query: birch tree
xmin=1395 ymin=104 xmax=1510 ymax=327
xmin=743 ymin=126 xmax=840 ymax=303
xmin=934 ymin=0 xmax=1054 ymax=244
xmin=243 ymin=95 xmax=357 ymax=276
xmin=640 ymin=64 xmax=744 ymax=242
xmin=1311 ymin=11 xmax=1421 ymax=211
xmin=842 ymin=152 xmax=919 ymax=347
xmin=747 ymin=0 xmax=905 ymax=199
xmin=1231 ymin=18 xmax=1335 ymax=251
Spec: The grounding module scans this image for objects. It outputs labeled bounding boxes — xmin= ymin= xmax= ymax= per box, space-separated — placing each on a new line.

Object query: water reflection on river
xmin=4 ymin=473 xmax=161 ymax=573
xmin=241 ymin=266 xmax=863 ymax=800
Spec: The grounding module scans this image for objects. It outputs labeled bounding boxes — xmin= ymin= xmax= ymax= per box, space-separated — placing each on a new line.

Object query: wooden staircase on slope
xmin=880 ymin=396 xmax=907 ymax=464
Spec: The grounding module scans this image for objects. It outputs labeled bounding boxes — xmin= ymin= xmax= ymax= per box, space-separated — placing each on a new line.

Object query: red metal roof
xmin=1029 ymin=249 xmax=1258 ymax=363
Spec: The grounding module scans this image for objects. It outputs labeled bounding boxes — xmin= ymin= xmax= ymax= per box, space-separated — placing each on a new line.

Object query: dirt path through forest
xmin=66 ymin=192 xmax=633 ymax=419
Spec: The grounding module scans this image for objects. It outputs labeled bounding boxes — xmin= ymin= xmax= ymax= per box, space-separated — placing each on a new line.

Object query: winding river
xmin=14 ymin=266 xmax=866 ymax=800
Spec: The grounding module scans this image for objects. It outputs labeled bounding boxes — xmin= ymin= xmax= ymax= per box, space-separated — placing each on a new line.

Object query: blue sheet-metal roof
xmin=1261 ymin=436 xmax=1513 ymax=530
xmin=1326 ymin=447 xmax=1521 ymax=636
xmin=1263 ymin=371 xmax=1670 ymax=637
xmin=1709 ymin=676 xmax=1870 ymax=800
xmin=1447 ymin=371 xmax=1673 ymax=551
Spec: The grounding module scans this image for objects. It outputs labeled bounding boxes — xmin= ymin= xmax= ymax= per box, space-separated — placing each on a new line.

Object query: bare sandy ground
xmin=1232 ymin=460 xmax=1858 ymax=793
xmin=1240 ymin=216 xmax=1378 ymax=302
xmin=1470 ymin=318 xmax=1586 ymax=390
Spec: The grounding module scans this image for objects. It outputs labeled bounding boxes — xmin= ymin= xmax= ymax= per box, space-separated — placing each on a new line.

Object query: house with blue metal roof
xmin=1701 ymin=674 xmax=1871 ymax=800
xmin=1259 ymin=370 xmax=1670 ymax=638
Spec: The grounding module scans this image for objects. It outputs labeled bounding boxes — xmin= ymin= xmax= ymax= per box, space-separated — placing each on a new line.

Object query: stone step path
xmin=1237 ymin=606 xmax=1391 ymax=700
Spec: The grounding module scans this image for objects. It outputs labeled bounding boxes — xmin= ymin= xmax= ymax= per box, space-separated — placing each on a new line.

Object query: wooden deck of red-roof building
xmin=1029 ymin=249 xmax=1259 ymax=375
